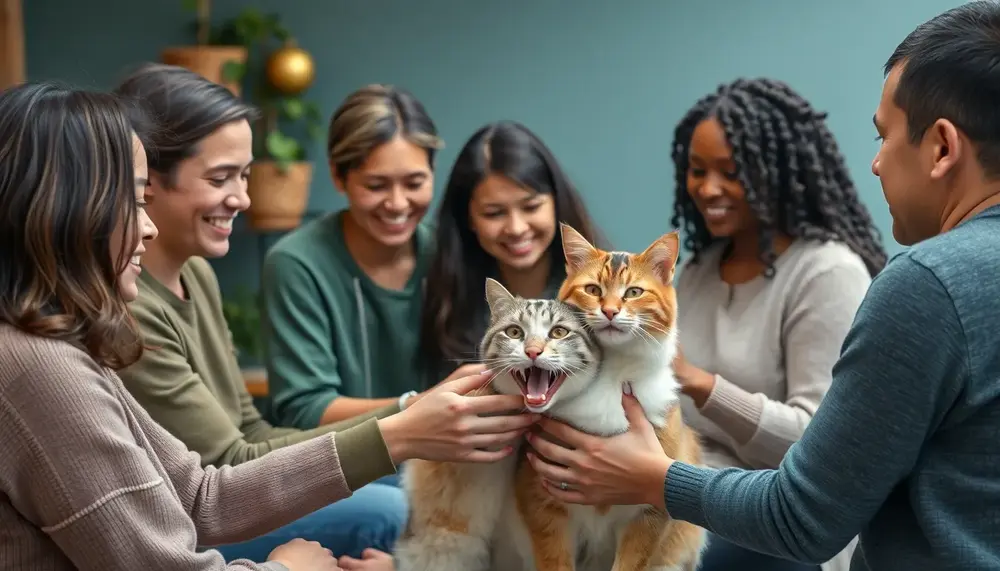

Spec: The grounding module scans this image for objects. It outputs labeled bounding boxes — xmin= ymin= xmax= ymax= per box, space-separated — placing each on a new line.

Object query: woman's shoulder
xmin=784 ymin=239 xmax=870 ymax=283
xmin=263 ymin=213 xmax=350 ymax=280
xmin=267 ymin=212 xmax=342 ymax=264
xmin=0 ymin=324 xmax=113 ymax=406
xmin=676 ymin=241 xmax=726 ymax=286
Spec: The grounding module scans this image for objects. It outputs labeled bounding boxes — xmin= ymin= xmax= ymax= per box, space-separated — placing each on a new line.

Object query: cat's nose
xmin=602 ymin=307 xmax=620 ymax=320
xmin=524 ymin=347 xmax=541 ymax=360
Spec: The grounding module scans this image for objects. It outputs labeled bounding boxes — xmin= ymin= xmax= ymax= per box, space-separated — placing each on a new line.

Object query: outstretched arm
xmin=664 ymin=256 xmax=966 ymax=562
xmin=527 ymin=255 xmax=966 ymax=564
xmin=0 ymin=342 xmax=353 ymax=569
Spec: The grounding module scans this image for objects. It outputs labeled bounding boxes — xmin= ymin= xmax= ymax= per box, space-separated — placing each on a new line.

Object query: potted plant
xmin=221 ymin=287 xmax=262 ymax=365
xmin=219 ymin=9 xmax=323 ymax=231
xmin=222 ymin=287 xmax=269 ymax=397
xmin=161 ymin=0 xmax=247 ymax=96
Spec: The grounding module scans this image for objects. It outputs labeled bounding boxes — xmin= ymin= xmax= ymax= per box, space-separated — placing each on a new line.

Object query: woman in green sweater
xmin=114 ymin=65 xmax=535 ymax=569
xmin=419 ymin=121 xmax=605 ymax=381
xmin=262 ymin=85 xmax=480 ymax=432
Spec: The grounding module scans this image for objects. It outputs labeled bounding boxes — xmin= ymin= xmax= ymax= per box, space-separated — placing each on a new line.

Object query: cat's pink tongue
xmin=526 ymin=368 xmax=551 ymax=405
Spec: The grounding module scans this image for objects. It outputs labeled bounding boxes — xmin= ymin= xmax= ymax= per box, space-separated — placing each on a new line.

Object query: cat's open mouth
xmin=512 ymin=367 xmax=568 ymax=408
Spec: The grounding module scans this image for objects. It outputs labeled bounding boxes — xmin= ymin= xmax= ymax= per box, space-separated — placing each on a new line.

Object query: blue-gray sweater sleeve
xmin=664 ymin=255 xmax=967 ymax=563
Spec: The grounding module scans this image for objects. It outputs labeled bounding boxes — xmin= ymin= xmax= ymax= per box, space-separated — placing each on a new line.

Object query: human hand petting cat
xmin=672 ymin=347 xmax=716 ymax=409
xmin=268 ymin=538 xmax=343 ymax=570
xmin=401 ymin=363 xmax=486 ymax=409
xmin=378 ymin=368 xmax=539 ymax=464
xmin=525 ymin=389 xmax=672 ymax=510
xmin=338 ymin=548 xmax=394 ymax=570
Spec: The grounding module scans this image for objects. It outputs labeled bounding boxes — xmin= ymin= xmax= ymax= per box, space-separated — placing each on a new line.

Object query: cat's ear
xmin=639 ymin=230 xmax=680 ymax=284
xmin=485 ymin=278 xmax=516 ymax=313
xmin=560 ymin=222 xmax=597 ymax=274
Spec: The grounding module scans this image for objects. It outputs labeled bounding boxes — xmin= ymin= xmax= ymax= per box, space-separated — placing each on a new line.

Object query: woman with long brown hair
xmin=0 ymin=81 xmax=536 ymax=570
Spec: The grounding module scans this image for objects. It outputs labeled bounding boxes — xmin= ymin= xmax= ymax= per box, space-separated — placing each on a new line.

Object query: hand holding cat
xmin=338 ymin=548 xmax=394 ymax=570
xmin=525 ymin=391 xmax=672 ymax=510
xmin=377 ymin=369 xmax=540 ymax=464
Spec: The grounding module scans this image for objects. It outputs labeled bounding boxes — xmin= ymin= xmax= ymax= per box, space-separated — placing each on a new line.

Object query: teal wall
xmin=25 ymin=0 xmax=964 ymax=294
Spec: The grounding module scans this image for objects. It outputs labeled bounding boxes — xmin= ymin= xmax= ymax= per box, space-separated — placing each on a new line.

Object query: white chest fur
xmin=492 ymin=335 xmax=682 ymax=571
xmin=550 ymin=331 xmax=680 ymax=435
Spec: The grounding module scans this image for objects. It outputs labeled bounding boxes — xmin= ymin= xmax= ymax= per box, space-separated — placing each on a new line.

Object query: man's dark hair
xmin=886 ymin=0 xmax=1000 ymax=177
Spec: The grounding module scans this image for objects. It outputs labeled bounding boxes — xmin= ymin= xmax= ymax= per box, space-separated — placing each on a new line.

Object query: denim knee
xmin=212 ymin=482 xmax=408 ymax=562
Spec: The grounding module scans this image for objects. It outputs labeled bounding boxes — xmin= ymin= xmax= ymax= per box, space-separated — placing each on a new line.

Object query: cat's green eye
xmin=549 ymin=326 xmax=569 ymax=339
xmin=623 ymin=286 xmax=645 ymax=299
xmin=584 ymin=284 xmax=602 ymax=296
xmin=504 ymin=325 xmax=524 ymax=339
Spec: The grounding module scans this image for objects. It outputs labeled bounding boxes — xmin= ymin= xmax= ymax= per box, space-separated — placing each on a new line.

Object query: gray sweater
xmin=0 ymin=324 xmax=392 ymax=570
xmin=666 ymin=204 xmax=1000 ymax=570
xmin=676 ymin=239 xmax=871 ymax=470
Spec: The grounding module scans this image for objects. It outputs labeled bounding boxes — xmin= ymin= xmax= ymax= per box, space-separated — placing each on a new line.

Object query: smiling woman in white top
xmin=667 ymin=77 xmax=887 ymax=571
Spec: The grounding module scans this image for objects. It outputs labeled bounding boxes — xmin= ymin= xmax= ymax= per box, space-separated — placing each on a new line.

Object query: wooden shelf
xmin=242 ymin=367 xmax=269 ymax=398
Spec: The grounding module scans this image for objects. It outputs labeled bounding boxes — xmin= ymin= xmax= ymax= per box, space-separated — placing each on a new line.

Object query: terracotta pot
xmin=160 ymin=45 xmax=247 ymax=96
xmin=246 ymin=161 xmax=312 ymax=231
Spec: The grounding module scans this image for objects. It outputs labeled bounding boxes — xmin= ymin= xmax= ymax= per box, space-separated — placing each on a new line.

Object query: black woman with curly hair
xmin=664 ymin=78 xmax=887 ymax=571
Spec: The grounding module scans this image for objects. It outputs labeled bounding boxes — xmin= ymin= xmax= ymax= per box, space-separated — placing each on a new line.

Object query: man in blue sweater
xmin=524 ymin=2 xmax=1000 ymax=570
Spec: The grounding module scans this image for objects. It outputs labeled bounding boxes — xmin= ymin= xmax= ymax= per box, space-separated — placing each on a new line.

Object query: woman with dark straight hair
xmin=0 ymin=81 xmax=537 ymax=570
xmin=419 ymin=120 xmax=605 ymax=380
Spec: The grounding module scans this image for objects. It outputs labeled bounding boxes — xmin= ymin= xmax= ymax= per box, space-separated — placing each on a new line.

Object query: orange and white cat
xmin=393 ymin=224 xmax=705 ymax=571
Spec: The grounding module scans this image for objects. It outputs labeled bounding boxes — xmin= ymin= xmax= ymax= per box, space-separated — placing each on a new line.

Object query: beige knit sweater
xmin=0 ymin=324 xmax=393 ymax=570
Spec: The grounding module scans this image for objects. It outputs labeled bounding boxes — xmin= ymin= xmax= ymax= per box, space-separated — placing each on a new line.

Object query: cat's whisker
xmin=635 ymin=319 xmax=672 ymax=339
xmin=631 ymin=322 xmax=662 ymax=342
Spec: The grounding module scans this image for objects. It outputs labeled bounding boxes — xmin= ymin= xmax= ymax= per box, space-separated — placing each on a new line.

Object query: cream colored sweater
xmin=0 ymin=324 xmax=393 ymax=570
xmin=675 ymin=239 xmax=870 ymax=571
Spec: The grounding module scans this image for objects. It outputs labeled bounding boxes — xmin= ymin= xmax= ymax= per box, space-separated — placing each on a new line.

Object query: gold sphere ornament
xmin=265 ymin=42 xmax=316 ymax=95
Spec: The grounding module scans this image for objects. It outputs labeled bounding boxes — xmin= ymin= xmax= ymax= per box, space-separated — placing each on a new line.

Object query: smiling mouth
xmin=703 ymin=206 xmax=732 ymax=219
xmin=503 ymin=239 xmax=534 ymax=256
xmin=512 ymin=367 xmax=567 ymax=408
xmin=204 ymin=216 xmax=235 ymax=230
xmin=378 ymin=213 xmax=410 ymax=225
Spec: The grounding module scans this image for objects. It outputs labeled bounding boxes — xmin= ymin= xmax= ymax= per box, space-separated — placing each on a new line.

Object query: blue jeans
xmin=211 ymin=481 xmax=407 ymax=562
xmin=699 ymin=533 xmax=821 ymax=571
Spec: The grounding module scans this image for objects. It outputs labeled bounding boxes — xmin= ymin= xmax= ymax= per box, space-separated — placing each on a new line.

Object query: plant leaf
xmin=281 ymin=98 xmax=305 ymax=120
xmin=266 ymin=131 xmax=302 ymax=163
xmin=181 ymin=0 xmax=199 ymax=12
xmin=304 ymin=101 xmax=322 ymax=120
xmin=221 ymin=60 xmax=246 ymax=83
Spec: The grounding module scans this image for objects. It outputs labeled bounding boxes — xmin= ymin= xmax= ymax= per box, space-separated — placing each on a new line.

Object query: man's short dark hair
xmin=886 ymin=0 xmax=1000 ymax=177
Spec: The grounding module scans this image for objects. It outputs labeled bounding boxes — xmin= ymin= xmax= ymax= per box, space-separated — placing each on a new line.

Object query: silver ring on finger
xmin=559 ymin=481 xmax=570 ymax=491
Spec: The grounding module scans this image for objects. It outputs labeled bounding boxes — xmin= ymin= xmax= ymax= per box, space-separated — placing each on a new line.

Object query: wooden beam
xmin=0 ymin=0 xmax=25 ymax=91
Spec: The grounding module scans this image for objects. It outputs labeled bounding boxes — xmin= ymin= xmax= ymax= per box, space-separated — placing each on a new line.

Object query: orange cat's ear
xmin=560 ymin=222 xmax=597 ymax=274
xmin=638 ymin=230 xmax=680 ymax=284
xmin=485 ymin=277 xmax=516 ymax=313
